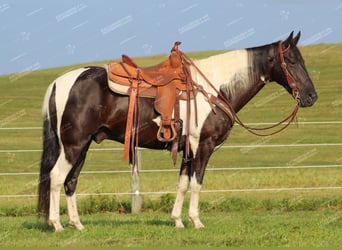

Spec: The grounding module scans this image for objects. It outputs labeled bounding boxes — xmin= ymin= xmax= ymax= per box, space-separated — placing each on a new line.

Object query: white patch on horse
xmin=152 ymin=116 xmax=161 ymax=125
xmin=42 ymin=82 xmax=55 ymax=121
xmin=187 ymin=50 xmax=249 ymax=155
xmin=190 ymin=49 xmax=249 ymax=95
xmin=54 ymin=68 xmax=88 ymax=141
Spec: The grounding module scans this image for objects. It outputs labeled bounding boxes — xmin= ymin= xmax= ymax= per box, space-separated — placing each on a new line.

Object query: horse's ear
xmin=283 ymin=31 xmax=294 ymax=48
xmin=292 ymin=31 xmax=301 ymax=45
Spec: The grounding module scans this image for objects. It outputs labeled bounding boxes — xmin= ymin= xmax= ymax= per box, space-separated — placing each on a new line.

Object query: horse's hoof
xmin=172 ymin=216 xmax=185 ymax=228
xmin=55 ymin=227 xmax=64 ymax=232
xmin=69 ymin=221 xmax=85 ymax=231
xmin=189 ymin=217 xmax=205 ymax=229
xmin=194 ymin=222 xmax=205 ymax=229
xmin=53 ymin=223 xmax=64 ymax=232
xmin=174 ymin=220 xmax=185 ymax=228
xmin=49 ymin=220 xmax=64 ymax=232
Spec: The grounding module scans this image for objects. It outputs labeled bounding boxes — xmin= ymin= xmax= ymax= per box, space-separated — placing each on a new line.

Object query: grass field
xmin=1 ymin=211 xmax=341 ymax=247
xmin=0 ymin=43 xmax=342 ymax=247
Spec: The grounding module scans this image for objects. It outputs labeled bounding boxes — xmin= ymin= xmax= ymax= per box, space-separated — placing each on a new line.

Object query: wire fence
xmin=1 ymin=164 xmax=342 ymax=176
xmin=1 ymin=142 xmax=342 ymax=154
xmin=1 ymin=186 xmax=342 ymax=199
xmin=0 ymin=120 xmax=341 ymax=131
xmin=1 ymin=121 xmax=341 ymax=199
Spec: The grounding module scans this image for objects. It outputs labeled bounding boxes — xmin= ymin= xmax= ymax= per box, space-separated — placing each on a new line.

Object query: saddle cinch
xmin=107 ymin=41 xmax=194 ymax=161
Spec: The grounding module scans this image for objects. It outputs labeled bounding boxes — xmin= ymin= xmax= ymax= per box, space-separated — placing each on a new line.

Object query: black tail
xmin=38 ymin=84 xmax=59 ymax=220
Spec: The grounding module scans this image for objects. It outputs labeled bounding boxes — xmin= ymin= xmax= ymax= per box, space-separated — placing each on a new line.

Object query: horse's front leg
xmin=171 ymin=156 xmax=191 ymax=228
xmin=188 ymin=141 xmax=217 ymax=229
xmin=171 ymin=175 xmax=189 ymax=228
xmin=189 ymin=173 xmax=204 ymax=228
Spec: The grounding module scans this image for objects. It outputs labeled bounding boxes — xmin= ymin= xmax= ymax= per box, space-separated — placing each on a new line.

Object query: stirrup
xmin=157 ymin=120 xmax=177 ymax=142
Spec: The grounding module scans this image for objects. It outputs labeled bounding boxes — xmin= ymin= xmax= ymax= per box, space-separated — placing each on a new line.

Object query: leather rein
xmin=182 ymin=41 xmax=300 ymax=137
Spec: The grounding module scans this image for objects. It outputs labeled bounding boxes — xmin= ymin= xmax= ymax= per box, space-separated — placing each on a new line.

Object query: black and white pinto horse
xmin=38 ymin=32 xmax=317 ymax=231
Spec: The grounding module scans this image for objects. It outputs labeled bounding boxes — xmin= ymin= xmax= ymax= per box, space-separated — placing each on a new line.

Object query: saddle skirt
xmin=107 ymin=66 xmax=156 ymax=98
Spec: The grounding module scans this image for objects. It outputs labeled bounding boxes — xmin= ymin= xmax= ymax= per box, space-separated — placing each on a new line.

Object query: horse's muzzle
xmin=299 ymin=91 xmax=318 ymax=107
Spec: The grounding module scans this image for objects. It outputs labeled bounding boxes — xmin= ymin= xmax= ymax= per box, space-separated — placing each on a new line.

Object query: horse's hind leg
xmin=49 ymin=150 xmax=73 ymax=232
xmin=64 ymin=145 xmax=90 ymax=231
xmin=49 ymin=140 xmax=89 ymax=232
xmin=65 ymin=179 xmax=84 ymax=231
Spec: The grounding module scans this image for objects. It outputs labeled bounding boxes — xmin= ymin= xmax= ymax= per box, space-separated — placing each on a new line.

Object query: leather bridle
xmin=278 ymin=41 xmax=300 ymax=104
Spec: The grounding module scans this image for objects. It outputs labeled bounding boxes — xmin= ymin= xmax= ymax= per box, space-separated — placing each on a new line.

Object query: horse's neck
xmin=192 ymin=49 xmax=266 ymax=112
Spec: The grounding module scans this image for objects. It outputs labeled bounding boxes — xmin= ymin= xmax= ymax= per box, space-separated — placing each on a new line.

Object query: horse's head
xmin=271 ymin=31 xmax=318 ymax=107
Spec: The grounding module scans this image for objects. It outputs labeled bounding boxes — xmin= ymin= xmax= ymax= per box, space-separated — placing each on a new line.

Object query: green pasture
xmin=0 ymin=43 xmax=341 ymax=247
xmin=1 ymin=211 xmax=342 ymax=247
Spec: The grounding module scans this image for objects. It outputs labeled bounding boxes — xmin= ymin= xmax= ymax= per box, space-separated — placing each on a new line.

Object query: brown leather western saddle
xmin=108 ymin=41 xmax=193 ymax=162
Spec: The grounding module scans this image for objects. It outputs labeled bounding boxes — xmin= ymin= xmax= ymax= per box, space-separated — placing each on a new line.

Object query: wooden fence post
xmin=131 ymin=147 xmax=142 ymax=213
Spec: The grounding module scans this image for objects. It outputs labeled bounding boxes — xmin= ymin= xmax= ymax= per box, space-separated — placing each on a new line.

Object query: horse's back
xmin=52 ymin=66 xmax=109 ymax=108
xmin=53 ymin=67 xmax=107 ymax=91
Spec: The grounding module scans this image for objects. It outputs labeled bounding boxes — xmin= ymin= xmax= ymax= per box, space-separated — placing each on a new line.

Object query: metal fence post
xmin=131 ymin=147 xmax=142 ymax=213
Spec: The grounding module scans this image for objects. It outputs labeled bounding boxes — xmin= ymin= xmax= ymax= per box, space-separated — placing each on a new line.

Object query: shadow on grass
xmin=82 ymin=217 xmax=141 ymax=227
xmin=22 ymin=216 xmax=182 ymax=232
xmin=145 ymin=218 xmax=175 ymax=227
xmin=22 ymin=216 xmax=142 ymax=232
xmin=22 ymin=220 xmax=55 ymax=232
xmin=83 ymin=216 xmax=182 ymax=228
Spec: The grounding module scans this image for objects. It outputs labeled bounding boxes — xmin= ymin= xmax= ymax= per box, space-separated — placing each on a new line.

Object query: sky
xmin=1 ymin=0 xmax=342 ymax=75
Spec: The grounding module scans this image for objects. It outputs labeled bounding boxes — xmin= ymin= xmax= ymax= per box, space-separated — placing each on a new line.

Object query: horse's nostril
xmin=307 ymin=92 xmax=318 ymax=105
xmin=310 ymin=92 xmax=317 ymax=101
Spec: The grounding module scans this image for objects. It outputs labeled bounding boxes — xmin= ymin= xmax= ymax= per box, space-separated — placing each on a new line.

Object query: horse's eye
xmin=288 ymin=60 xmax=296 ymax=65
